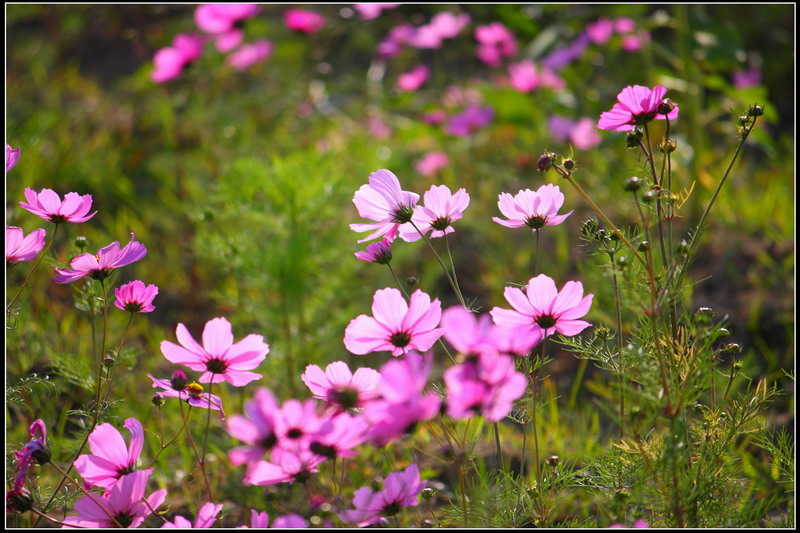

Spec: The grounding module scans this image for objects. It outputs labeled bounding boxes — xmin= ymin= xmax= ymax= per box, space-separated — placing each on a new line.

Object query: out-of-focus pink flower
xmin=227 ymin=39 xmax=273 ymax=70
xmin=148 ymin=372 xmax=226 ymax=419
xmin=621 ymin=33 xmax=645 ymax=52
xmin=355 ymin=239 xmax=393 ymax=265
xmin=151 ymin=34 xmax=205 ymax=83
xmin=441 ymin=306 xmax=540 ymax=357
xmin=350 ymin=169 xmax=420 ymax=243
xmin=444 ymin=350 xmax=527 ymax=421
xmin=586 ymin=17 xmax=614 ymax=44
xmin=492 ymin=184 xmax=573 ymax=232
xmin=62 ymin=470 xmax=167 ymax=528
xmin=445 ymin=105 xmax=494 ymax=136
xmin=597 ymin=85 xmax=679 ymax=132
xmin=302 ymin=361 xmax=381 ymax=411
xmin=20 ymin=187 xmax=97 ymax=224
xmin=363 ymin=351 xmax=441 ymax=446
xmin=237 ymin=510 xmax=309 ymax=528
xmin=475 ymin=22 xmax=517 ymax=67
xmin=442 ymin=85 xmax=484 ymax=108
xmin=243 ymin=449 xmax=325 ymax=486
xmin=548 ymin=116 xmax=601 ymax=150
xmin=6 ymin=144 xmax=20 ymax=173
xmin=508 ymin=60 xmax=540 ymax=92
xmin=160 ymin=317 xmax=269 ymax=386
xmin=414 ymin=151 xmax=449 ymax=177
xmin=491 ymin=274 xmax=593 ymax=344
xmin=396 ymin=65 xmax=430 ymax=91
xmin=54 ymin=233 xmax=146 ymax=284
xmin=340 ymin=464 xmax=426 ymax=526
xmin=74 ymin=418 xmax=144 ymax=491
xmin=195 ymin=4 xmax=259 ymax=34
xmin=344 ymin=288 xmax=443 ymax=357
xmin=614 ymin=17 xmax=636 ymax=34
xmin=309 ymin=412 xmax=369 ymax=459
xmin=6 ymin=226 xmax=46 ymax=265
xmin=421 ymin=109 xmax=447 ymax=125
xmin=284 ymin=8 xmax=325 ymax=34
xmin=163 ymin=502 xmax=223 ymax=528
xmin=273 ymin=399 xmax=333 ymax=453
xmin=610 ymin=519 xmax=650 ymax=528
xmin=411 ymin=12 xmax=471 ymax=49
xmin=377 ymin=24 xmax=415 ymax=59
xmin=366 ymin=115 xmax=392 ymax=139
xmin=114 ymin=280 xmax=158 ymax=313
xmin=228 ymin=388 xmax=280 ymax=468
xmin=398 ymin=184 xmax=469 ymax=242
xmin=354 ymin=3 xmax=400 ymax=20
xmin=733 ymin=66 xmax=762 ymax=88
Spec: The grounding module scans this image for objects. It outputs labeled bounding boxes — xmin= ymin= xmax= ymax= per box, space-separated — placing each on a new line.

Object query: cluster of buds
xmin=736 ymin=104 xmax=764 ymax=136
xmin=537 ymin=150 xmax=575 ymax=176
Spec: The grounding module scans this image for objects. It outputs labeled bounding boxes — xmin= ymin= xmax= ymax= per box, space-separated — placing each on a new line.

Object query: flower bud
xmin=626 ymin=128 xmax=643 ymax=148
xmin=6 ymin=489 xmax=33 ymax=513
xmin=614 ymin=487 xmax=630 ymax=500
xmin=102 ymin=357 xmax=116 ymax=368
xmin=421 ymin=519 xmax=436 ymax=528
xmin=406 ymin=276 xmax=418 ymax=288
xmin=737 ymin=114 xmax=750 ymax=126
xmin=637 ymin=241 xmax=650 ymax=252
xmin=624 ymin=176 xmax=643 ymax=192
xmin=676 ymin=240 xmax=690 ymax=256
xmin=32 ymin=446 xmax=52 ymax=465
xmin=724 ymin=343 xmax=742 ymax=354
xmin=537 ymin=153 xmax=553 ymax=172
xmin=595 ymin=325 xmax=611 ymax=340
xmin=74 ymin=236 xmax=89 ymax=250
xmin=658 ymin=137 xmax=678 ymax=153
xmin=747 ymin=105 xmax=764 ymax=117
xmin=695 ymin=307 xmax=716 ymax=323
xmin=642 ymin=190 xmax=657 ymax=204
xmin=616 ymin=255 xmax=629 ymax=268
xmin=732 ymin=360 xmax=744 ymax=370
xmin=421 ymin=487 xmax=436 ymax=500
xmin=170 ymin=370 xmax=188 ymax=391
xmin=657 ymin=99 xmax=676 ymax=115
xmin=581 ymin=218 xmax=599 ymax=238
xmin=562 ymin=158 xmax=575 ymax=171
xmin=152 ymin=393 xmax=166 ymax=407
xmin=717 ymin=328 xmax=731 ymax=338
xmin=547 ymin=455 xmax=560 ymax=467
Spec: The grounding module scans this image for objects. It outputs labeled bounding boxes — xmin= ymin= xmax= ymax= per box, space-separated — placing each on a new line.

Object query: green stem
xmin=101 ymin=312 xmax=135 ymax=406
xmin=7 ymin=222 xmax=60 ymax=313
xmin=493 ymin=422 xmax=505 ymax=473
xmin=387 ymin=263 xmax=410 ymax=299
xmin=610 ymin=253 xmax=625 ymax=441
xmin=48 ymin=462 xmax=123 ymax=527
xmin=444 ymin=233 xmax=464 ymax=304
xmin=410 ymin=221 xmax=467 ymax=308
xmin=643 ymin=123 xmax=669 ymax=270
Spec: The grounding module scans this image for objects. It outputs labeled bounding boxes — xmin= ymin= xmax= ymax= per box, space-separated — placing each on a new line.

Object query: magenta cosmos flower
xmin=74 ymin=418 xmax=144 ymax=491
xmin=228 ymin=387 xmax=280 ymax=468
xmin=398 ymin=184 xmax=470 ymax=242
xmin=151 ymin=34 xmax=204 ymax=83
xmin=340 ymin=464 xmax=426 ymax=526
xmin=492 ymin=184 xmax=573 ymax=232
xmin=309 ymin=412 xmax=369 ymax=460
xmin=597 ymin=85 xmax=679 ymax=132
xmin=19 ymin=187 xmax=97 ymax=224
xmin=445 ymin=105 xmax=494 ymax=136
xmin=6 ymin=226 xmax=46 ymax=265
xmin=396 ymin=65 xmax=430 ymax=92
xmin=54 ymin=233 xmax=147 ymax=284
xmin=243 ymin=448 xmax=325 ymax=486
xmin=162 ymin=502 xmax=223 ymax=528
xmin=239 ymin=510 xmax=308 ymax=528
xmin=475 ymin=22 xmax=518 ymax=67
xmin=62 ymin=469 xmax=167 ymax=529
xmin=195 ymin=3 xmax=259 ymax=52
xmin=226 ymin=39 xmax=273 ymax=70
xmin=161 ymin=317 xmax=269 ymax=386
xmin=284 ymin=8 xmax=325 ymax=34
xmin=148 ymin=371 xmax=226 ymax=419
xmin=301 ymin=361 xmax=381 ymax=411
xmin=11 ymin=420 xmax=48 ymax=498
xmin=350 ymin=169 xmax=420 ymax=243
xmin=491 ymin=274 xmax=593 ymax=344
xmin=353 ymin=3 xmax=400 ymax=20
xmin=6 ymin=144 xmax=20 ymax=173
xmin=344 ymin=288 xmax=443 ymax=356
xmin=355 ymin=239 xmax=393 ymax=264
xmin=415 ymin=151 xmax=449 ymax=177
xmin=114 ymin=280 xmax=158 ymax=313
xmin=441 ymin=306 xmax=539 ymax=357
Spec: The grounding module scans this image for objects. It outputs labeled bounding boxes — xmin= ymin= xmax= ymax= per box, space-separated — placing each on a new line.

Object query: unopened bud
xmin=676 ymin=240 xmax=690 ymax=256
xmin=626 ymin=128 xmax=643 ymax=148
xmin=595 ymin=325 xmax=611 ymax=340
xmin=6 ymin=490 xmax=33 ymax=513
xmin=170 ymin=370 xmax=188 ymax=391
xmin=614 ymin=487 xmax=630 ymax=500
xmin=747 ymin=105 xmax=764 ymax=117
xmin=624 ymin=176 xmax=643 ymax=192
xmin=616 ymin=255 xmax=629 ymax=268
xmin=102 ymin=357 xmax=116 ymax=368
xmin=717 ymin=328 xmax=731 ymax=338
xmin=658 ymin=137 xmax=678 ymax=153
xmin=152 ymin=393 xmax=166 ymax=407
xmin=537 ymin=153 xmax=553 ymax=172
xmin=562 ymin=158 xmax=575 ymax=171
xmin=421 ymin=487 xmax=436 ymax=500
xmin=547 ymin=455 xmax=560 ymax=467
xmin=642 ymin=190 xmax=657 ymax=204
xmin=732 ymin=360 xmax=744 ymax=370
xmin=74 ymin=236 xmax=89 ymax=250
xmin=421 ymin=518 xmax=436 ymax=527
xmin=695 ymin=307 xmax=715 ymax=323
xmin=406 ymin=276 xmax=418 ymax=288
xmin=657 ymin=99 xmax=676 ymax=115
xmin=637 ymin=241 xmax=650 ymax=252
xmin=724 ymin=343 xmax=742 ymax=354
xmin=581 ymin=218 xmax=599 ymax=238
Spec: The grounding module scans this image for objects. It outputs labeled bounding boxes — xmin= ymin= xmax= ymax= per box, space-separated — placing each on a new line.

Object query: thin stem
xmin=93 ymin=280 xmax=109 ymax=419
xmin=30 ymin=508 xmax=86 ymax=528
xmin=7 ymin=222 xmax=60 ymax=313
xmin=200 ymin=380 xmax=216 ymax=503
xmin=410 ymin=221 xmax=467 ymax=308
xmin=386 ymin=263 xmax=410 ymax=299
xmin=148 ymin=394 xmax=190 ymax=468
xmin=48 ymin=462 xmax=123 ymax=527
xmin=531 ymin=341 xmax=545 ymax=523
xmin=101 ymin=312 xmax=135 ymax=406
xmin=444 ymin=233 xmax=464 ymax=303
xmin=610 ymin=253 xmax=626 ymax=441
xmin=180 ymin=400 xmax=215 ymax=503
xmin=534 ymin=230 xmax=540 ymax=275
xmin=722 ymin=355 xmax=737 ymax=402
xmin=141 ymin=497 xmax=169 ymax=524
xmin=493 ymin=422 xmax=505 ymax=473
xmin=643 ymin=124 xmax=669 ymax=270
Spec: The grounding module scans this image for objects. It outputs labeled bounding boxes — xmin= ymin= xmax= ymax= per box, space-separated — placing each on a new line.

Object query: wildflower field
xmin=5 ymin=3 xmax=795 ymax=529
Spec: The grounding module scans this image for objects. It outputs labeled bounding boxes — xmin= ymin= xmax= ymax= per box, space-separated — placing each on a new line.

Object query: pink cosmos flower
xmin=597 ymin=85 xmax=679 ymax=132
xmin=490 ymin=274 xmax=593 ymax=344
xmin=586 ymin=17 xmax=614 ymax=44
xmin=301 ymin=361 xmax=381 ymax=411
xmin=363 ymin=351 xmax=441 ymax=446
xmin=415 ymin=151 xmax=449 ymax=177
xmin=421 ymin=109 xmax=447 ymax=125
xmin=151 ymin=34 xmax=205 ymax=83
xmin=410 ymin=12 xmax=471 ymax=49
xmin=227 ymin=388 xmax=280 ymax=467
xmin=62 ymin=469 xmax=167 ymax=528
xmin=114 ymin=280 xmax=158 ymax=313
xmin=475 ymin=22 xmax=517 ymax=67
xmin=508 ymin=60 xmax=540 ymax=92
xmin=20 ymin=187 xmax=97 ymax=224
xmin=226 ymin=39 xmax=273 ymax=70
xmin=237 ymin=510 xmax=308 ymax=528
xmin=377 ymin=23 xmax=415 ymax=59
xmin=148 ymin=372 xmax=226 ymax=419
xmin=610 ymin=519 xmax=650 ymax=528
xmin=6 ymin=226 xmax=46 ymax=265
xmin=11 ymin=420 xmax=48 ymax=497
xmin=273 ymin=399 xmax=333 ymax=453
xmin=355 ymin=239 xmax=393 ymax=264
xmin=243 ymin=449 xmax=325 ymax=486
xmin=195 ymin=3 xmax=259 ymax=52
xmin=309 ymin=412 xmax=369 ymax=459
xmin=160 ymin=317 xmax=269 ymax=386
xmin=74 ymin=418 xmax=144 ymax=491
xmin=441 ymin=306 xmax=539 ymax=357
xmin=6 ymin=144 xmax=20 ymax=172
xmin=54 ymin=233 xmax=147 ymax=284
xmin=396 ymin=65 xmax=430 ymax=92
xmin=733 ymin=66 xmax=762 ymax=88
xmin=353 ymin=3 xmax=400 ymax=20
xmin=621 ymin=32 xmax=649 ymax=52
xmin=445 ymin=105 xmax=494 ymax=136
xmin=344 ymin=288 xmax=443 ymax=356
xmin=162 ymin=502 xmax=223 ymax=528
xmin=284 ymin=9 xmax=325 ymax=34
xmin=350 ymin=169 xmax=420 ymax=243
xmin=340 ymin=464 xmax=426 ymax=526
xmin=492 ymin=184 xmax=573 ymax=232
xmin=614 ymin=17 xmax=636 ymax=34
xmin=398 ymin=184 xmax=469 ymax=242
xmin=444 ymin=350 xmax=527 ymax=422
xmin=548 ymin=116 xmax=602 ymax=150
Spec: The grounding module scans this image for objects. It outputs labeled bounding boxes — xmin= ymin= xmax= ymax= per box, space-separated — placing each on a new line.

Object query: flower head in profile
xmin=492 ymin=184 xmax=573 ymax=232
xmin=398 ymin=185 xmax=470 ymax=242
xmin=355 ymin=239 xmax=393 ymax=265
xmin=344 ymin=288 xmax=443 ymax=356
xmin=74 ymin=418 xmax=144 ymax=491
xmin=6 ymin=226 xmax=46 ymax=265
xmin=114 ymin=280 xmax=158 ymax=313
xmin=161 ymin=317 xmax=269 ymax=386
xmin=350 ymin=169 xmax=420 ymax=243
xmin=62 ymin=469 xmax=167 ymax=528
xmin=340 ymin=464 xmax=426 ymax=526
xmin=6 ymin=144 xmax=20 ymax=173
xmin=301 ymin=361 xmax=381 ymax=411
xmin=54 ymin=233 xmax=147 ymax=284
xmin=151 ymin=34 xmax=204 ymax=83
xmin=10 ymin=420 xmax=48 ymax=499
xmin=491 ymin=274 xmax=593 ymax=344
xmin=598 ymin=85 xmax=679 ymax=132
xmin=148 ymin=372 xmax=226 ymax=419
xmin=284 ymin=9 xmax=325 ymax=34
xmin=162 ymin=502 xmax=223 ymax=528
xmin=20 ymin=187 xmax=97 ymax=224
